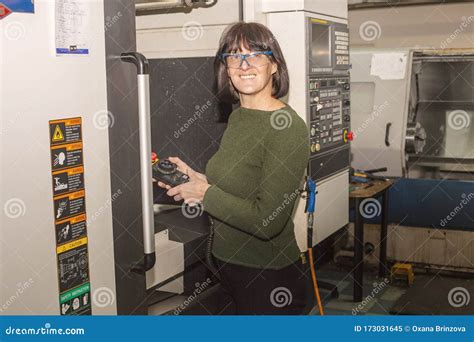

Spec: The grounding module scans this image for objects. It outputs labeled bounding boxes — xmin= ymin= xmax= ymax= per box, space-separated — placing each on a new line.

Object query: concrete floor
xmin=310 ymin=261 xmax=407 ymax=315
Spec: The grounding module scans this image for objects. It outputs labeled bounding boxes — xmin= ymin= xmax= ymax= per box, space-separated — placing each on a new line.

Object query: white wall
xmin=349 ymin=2 xmax=474 ymax=49
xmin=136 ymin=0 xmax=240 ymax=58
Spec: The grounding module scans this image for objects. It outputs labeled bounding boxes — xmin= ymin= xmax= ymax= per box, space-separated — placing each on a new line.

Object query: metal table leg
xmin=379 ymin=191 xmax=389 ymax=278
xmin=353 ymin=198 xmax=364 ymax=302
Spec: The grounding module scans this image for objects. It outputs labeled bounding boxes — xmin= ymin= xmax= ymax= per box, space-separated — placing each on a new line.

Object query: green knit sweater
xmin=203 ymin=104 xmax=310 ymax=269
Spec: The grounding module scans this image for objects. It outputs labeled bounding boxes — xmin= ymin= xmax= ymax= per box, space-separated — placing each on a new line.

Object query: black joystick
xmin=152 ymin=158 xmax=190 ymax=187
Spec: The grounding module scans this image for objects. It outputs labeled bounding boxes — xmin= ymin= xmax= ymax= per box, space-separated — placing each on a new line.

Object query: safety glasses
xmin=220 ymin=51 xmax=273 ymax=69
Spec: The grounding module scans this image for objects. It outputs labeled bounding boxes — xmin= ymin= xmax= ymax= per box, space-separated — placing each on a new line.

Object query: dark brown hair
xmin=214 ymin=22 xmax=289 ymax=103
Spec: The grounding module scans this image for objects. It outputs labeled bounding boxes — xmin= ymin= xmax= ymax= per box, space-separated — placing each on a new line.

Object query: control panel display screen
xmin=310 ymin=23 xmax=331 ymax=69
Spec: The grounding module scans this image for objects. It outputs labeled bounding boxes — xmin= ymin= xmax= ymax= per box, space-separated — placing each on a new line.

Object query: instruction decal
xmin=49 ymin=117 xmax=91 ymax=315
xmin=51 ymin=142 xmax=83 ymax=171
xmin=53 ymin=190 xmax=86 ymax=221
xmin=49 ymin=118 xmax=82 ymax=146
xmin=56 ymin=214 xmax=87 ymax=245
xmin=55 ymin=0 xmax=90 ymax=56
xmin=59 ymin=282 xmax=91 ymax=316
xmin=57 ymin=244 xmax=89 ymax=295
xmin=52 ymin=166 xmax=84 ymax=196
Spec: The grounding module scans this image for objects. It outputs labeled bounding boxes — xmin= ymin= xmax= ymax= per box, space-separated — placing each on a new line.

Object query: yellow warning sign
xmin=57 ymin=236 xmax=88 ymax=254
xmin=49 ymin=118 xmax=82 ymax=146
xmin=52 ymin=125 xmax=64 ymax=142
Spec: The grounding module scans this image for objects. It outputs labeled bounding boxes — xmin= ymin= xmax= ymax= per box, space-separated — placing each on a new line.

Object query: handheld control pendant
xmin=151 ymin=152 xmax=190 ymax=187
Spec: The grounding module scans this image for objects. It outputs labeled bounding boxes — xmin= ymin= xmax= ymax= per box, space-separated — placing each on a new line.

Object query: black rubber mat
xmin=390 ymin=275 xmax=473 ymax=315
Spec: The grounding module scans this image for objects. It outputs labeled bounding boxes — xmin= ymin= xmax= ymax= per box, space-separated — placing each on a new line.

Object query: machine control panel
xmin=334 ymin=26 xmax=350 ymax=69
xmin=308 ymin=76 xmax=351 ymax=155
xmin=306 ymin=18 xmax=352 ymax=181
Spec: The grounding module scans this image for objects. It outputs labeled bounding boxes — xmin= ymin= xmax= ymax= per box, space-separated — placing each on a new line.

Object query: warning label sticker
xmin=57 ymin=236 xmax=88 ymax=254
xmin=55 ymin=214 xmax=87 ymax=246
xmin=49 ymin=117 xmax=91 ymax=316
xmin=54 ymin=190 xmax=86 ymax=221
xmin=49 ymin=118 xmax=82 ymax=146
xmin=59 ymin=282 xmax=91 ymax=316
xmin=57 ymin=243 xmax=89 ymax=294
xmin=52 ymin=166 xmax=84 ymax=196
xmin=50 ymin=142 xmax=83 ymax=171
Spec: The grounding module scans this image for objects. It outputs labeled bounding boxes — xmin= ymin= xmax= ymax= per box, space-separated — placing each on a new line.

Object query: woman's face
xmin=226 ymin=46 xmax=277 ymax=97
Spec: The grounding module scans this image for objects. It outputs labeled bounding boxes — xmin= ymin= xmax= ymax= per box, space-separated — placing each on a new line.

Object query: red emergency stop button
xmin=343 ymin=130 xmax=354 ymax=143
xmin=151 ymin=152 xmax=157 ymax=161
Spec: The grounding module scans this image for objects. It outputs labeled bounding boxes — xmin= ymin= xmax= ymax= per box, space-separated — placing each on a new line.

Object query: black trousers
xmin=215 ymin=257 xmax=313 ymax=315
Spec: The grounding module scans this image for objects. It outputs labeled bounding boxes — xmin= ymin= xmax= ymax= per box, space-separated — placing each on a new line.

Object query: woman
xmin=158 ymin=22 xmax=310 ymax=314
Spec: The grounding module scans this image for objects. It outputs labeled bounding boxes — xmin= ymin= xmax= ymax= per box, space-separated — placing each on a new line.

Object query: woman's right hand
xmin=156 ymin=156 xmax=207 ymax=190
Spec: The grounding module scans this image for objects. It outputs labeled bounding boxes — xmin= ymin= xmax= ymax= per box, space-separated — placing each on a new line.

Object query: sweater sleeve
xmin=203 ymin=116 xmax=309 ymax=240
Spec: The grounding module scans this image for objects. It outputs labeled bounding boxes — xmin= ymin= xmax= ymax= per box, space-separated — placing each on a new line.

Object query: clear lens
xmin=247 ymin=54 xmax=268 ymax=65
xmin=225 ymin=55 xmax=242 ymax=68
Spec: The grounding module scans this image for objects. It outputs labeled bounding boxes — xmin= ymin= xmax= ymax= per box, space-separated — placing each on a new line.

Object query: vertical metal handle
xmin=121 ymin=52 xmax=155 ymax=271
xmin=385 ymin=122 xmax=392 ymax=147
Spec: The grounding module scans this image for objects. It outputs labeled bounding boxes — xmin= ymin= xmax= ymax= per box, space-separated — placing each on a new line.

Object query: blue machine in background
xmin=1 ymin=0 xmax=34 ymax=13
xmin=351 ymin=178 xmax=474 ymax=231
xmin=388 ymin=178 xmax=474 ymax=231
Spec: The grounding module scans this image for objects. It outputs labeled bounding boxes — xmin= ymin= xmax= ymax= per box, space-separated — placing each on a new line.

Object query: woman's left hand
xmin=163 ymin=179 xmax=211 ymax=205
